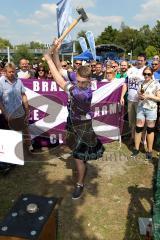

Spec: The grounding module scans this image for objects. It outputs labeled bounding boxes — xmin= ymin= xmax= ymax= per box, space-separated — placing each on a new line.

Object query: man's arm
xmin=49 ymin=39 xmax=62 ymax=71
xmin=44 ymin=52 xmax=68 ymax=90
xmin=0 ymin=84 xmax=7 ymax=117
xmin=50 ymin=40 xmax=69 ymax=80
xmin=21 ymin=93 xmax=29 ymax=117
xmin=120 ymin=83 xmax=127 ymax=105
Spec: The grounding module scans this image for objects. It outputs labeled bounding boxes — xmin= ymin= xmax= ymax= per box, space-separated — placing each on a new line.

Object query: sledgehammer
xmin=58 ymin=7 xmax=88 ymax=42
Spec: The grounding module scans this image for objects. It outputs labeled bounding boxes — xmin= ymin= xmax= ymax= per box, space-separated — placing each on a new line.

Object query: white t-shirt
xmin=138 ymin=80 xmax=160 ymax=110
xmin=126 ymin=66 xmax=145 ymax=102
xmin=17 ymin=70 xmax=31 ymax=79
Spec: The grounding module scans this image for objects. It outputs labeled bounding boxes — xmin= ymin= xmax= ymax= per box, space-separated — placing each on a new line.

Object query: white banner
xmin=0 ymin=130 xmax=24 ymax=165
xmin=85 ymin=31 xmax=96 ymax=60
xmin=78 ymin=37 xmax=88 ymax=52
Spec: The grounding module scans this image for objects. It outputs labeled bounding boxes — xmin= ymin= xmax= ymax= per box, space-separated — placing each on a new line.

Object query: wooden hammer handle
xmin=59 ymin=17 xmax=81 ymax=42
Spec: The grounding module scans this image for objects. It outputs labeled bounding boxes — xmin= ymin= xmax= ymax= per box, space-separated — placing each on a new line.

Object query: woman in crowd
xmin=35 ymin=66 xmax=46 ymax=79
xmin=131 ymin=66 xmax=160 ymax=160
xmin=102 ymin=67 xmax=116 ymax=82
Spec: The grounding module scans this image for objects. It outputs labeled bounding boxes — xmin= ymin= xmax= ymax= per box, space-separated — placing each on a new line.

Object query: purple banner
xmin=22 ymin=78 xmax=124 ymax=145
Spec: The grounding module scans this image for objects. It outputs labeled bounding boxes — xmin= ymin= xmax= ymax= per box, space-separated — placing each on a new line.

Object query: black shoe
xmin=0 ymin=163 xmax=15 ymax=175
xmin=72 ymin=183 xmax=84 ymax=200
xmin=131 ymin=149 xmax=139 ymax=158
xmin=145 ymin=152 xmax=152 ymax=161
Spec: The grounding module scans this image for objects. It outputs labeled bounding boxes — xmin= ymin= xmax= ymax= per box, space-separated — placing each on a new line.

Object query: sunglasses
xmin=152 ymin=63 xmax=158 ymax=66
xmin=62 ymin=65 xmax=67 ymax=67
xmin=39 ymin=69 xmax=45 ymax=72
xmin=143 ymin=73 xmax=152 ymax=76
xmin=112 ymin=66 xmax=117 ymax=68
xmin=106 ymin=72 xmax=112 ymax=74
xmin=91 ymin=65 xmax=96 ymax=67
xmin=77 ymin=80 xmax=89 ymax=84
xmin=75 ymin=63 xmax=82 ymax=65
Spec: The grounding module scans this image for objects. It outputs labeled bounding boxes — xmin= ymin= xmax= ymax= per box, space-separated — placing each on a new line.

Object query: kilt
xmin=66 ymin=117 xmax=104 ymax=161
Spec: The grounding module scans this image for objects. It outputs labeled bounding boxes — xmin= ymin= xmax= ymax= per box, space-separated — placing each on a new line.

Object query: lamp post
xmin=7 ymin=46 xmax=10 ymax=63
xmin=131 ymin=38 xmax=134 ymax=60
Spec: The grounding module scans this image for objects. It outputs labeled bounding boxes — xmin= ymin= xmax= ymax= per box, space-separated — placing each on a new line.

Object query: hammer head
xmin=76 ymin=7 xmax=88 ymax=22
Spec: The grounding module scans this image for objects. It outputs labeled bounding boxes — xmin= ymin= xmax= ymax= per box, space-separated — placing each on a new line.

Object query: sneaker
xmin=72 ymin=183 xmax=84 ymax=200
xmin=131 ymin=149 xmax=139 ymax=158
xmin=145 ymin=152 xmax=152 ymax=161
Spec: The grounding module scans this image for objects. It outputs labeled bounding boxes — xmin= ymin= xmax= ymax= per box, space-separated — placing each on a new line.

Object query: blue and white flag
xmin=56 ymin=0 xmax=72 ymax=42
xmin=85 ymin=31 xmax=96 ymax=60
xmin=78 ymin=37 xmax=88 ymax=52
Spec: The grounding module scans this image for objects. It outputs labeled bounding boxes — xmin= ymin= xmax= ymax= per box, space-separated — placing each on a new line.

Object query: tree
xmin=13 ymin=44 xmax=34 ymax=64
xmin=29 ymin=41 xmax=45 ymax=49
xmin=115 ymin=27 xmax=138 ymax=54
xmin=151 ymin=20 xmax=160 ymax=53
xmin=96 ymin=26 xmax=118 ymax=45
xmin=145 ymin=45 xmax=158 ymax=59
xmin=0 ymin=37 xmax=12 ymax=48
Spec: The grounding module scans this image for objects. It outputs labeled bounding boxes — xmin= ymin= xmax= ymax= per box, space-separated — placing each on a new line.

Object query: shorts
xmin=136 ymin=105 xmax=157 ymax=121
xmin=128 ymin=101 xmax=138 ymax=127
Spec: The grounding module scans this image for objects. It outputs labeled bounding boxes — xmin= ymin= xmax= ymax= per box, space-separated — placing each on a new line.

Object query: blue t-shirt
xmin=154 ymin=70 xmax=160 ymax=82
xmin=0 ymin=76 xmax=26 ymax=118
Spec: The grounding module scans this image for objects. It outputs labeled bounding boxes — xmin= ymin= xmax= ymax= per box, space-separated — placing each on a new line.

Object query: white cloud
xmin=72 ymin=13 xmax=124 ymax=38
xmin=17 ymin=19 xmax=38 ymax=25
xmin=134 ymin=0 xmax=160 ymax=22
xmin=11 ymin=1 xmax=123 ymax=44
xmin=34 ymin=3 xmax=56 ymax=19
xmin=17 ymin=3 xmax=57 ymax=25
xmin=0 ymin=14 xmax=9 ymax=25
xmin=72 ymin=0 xmax=96 ymax=8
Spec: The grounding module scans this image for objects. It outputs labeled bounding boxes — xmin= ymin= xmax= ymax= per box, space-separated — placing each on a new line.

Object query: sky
xmin=0 ymin=0 xmax=160 ymax=45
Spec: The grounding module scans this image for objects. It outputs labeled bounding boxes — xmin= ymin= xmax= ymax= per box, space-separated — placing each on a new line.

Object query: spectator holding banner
xmin=35 ymin=66 xmax=47 ymax=80
xmin=91 ymin=62 xmax=104 ymax=81
xmin=116 ymin=61 xmax=128 ymax=79
xmin=102 ymin=67 xmax=116 ymax=82
xmin=16 ymin=59 xmax=35 ymax=79
xmin=44 ymin=40 xmax=104 ymax=200
xmin=0 ymin=62 xmax=33 ymax=152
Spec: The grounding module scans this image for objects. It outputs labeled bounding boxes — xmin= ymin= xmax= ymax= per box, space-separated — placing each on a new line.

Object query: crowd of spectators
xmin=0 ymin=53 xmax=160 ymax=173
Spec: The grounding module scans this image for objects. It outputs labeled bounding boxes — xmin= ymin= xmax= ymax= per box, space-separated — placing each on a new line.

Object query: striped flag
xmin=85 ymin=31 xmax=96 ymax=60
xmin=56 ymin=0 xmax=72 ymax=42
xmin=78 ymin=37 xmax=88 ymax=52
